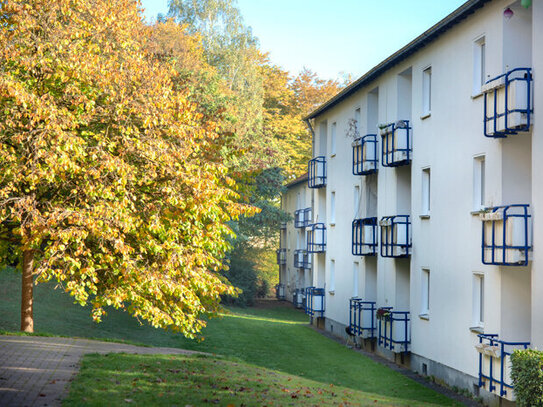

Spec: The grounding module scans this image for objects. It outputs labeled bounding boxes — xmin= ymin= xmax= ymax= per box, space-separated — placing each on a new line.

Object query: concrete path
xmin=0 ymin=335 xmax=202 ymax=407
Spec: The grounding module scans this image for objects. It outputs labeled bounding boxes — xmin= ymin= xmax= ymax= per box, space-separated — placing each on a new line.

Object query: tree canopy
xmin=0 ymin=0 xmax=255 ymax=336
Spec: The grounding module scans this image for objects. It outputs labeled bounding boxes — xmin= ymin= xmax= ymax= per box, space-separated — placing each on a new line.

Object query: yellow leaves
xmin=0 ymin=0 xmax=258 ymax=339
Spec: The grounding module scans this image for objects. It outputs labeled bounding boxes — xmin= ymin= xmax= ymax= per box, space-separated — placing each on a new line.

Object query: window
xmin=473 ymin=156 xmax=485 ymax=211
xmin=330 ymin=259 xmax=336 ymax=292
xmin=421 ymin=168 xmax=431 ymax=216
xmin=473 ymin=37 xmax=486 ymax=95
xmin=422 ymin=67 xmax=432 ymax=116
xmin=354 ymin=185 xmax=360 ymax=218
xmin=331 ymin=122 xmax=337 ymax=156
xmin=421 ymin=269 xmax=430 ymax=316
xmin=330 ymin=191 xmax=336 ymax=224
xmin=353 ymin=262 xmax=359 ymax=297
xmin=472 ymin=273 xmax=484 ymax=327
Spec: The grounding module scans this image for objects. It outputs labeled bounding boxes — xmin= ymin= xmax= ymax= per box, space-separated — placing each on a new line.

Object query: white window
xmin=472 ymin=273 xmax=484 ymax=327
xmin=330 ymin=259 xmax=336 ymax=292
xmin=473 ymin=37 xmax=486 ymax=95
xmin=330 ymin=191 xmax=336 ymax=224
xmin=331 ymin=122 xmax=337 ymax=156
xmin=421 ymin=269 xmax=430 ymax=315
xmin=421 ymin=167 xmax=431 ymax=216
xmin=353 ymin=262 xmax=359 ymax=297
xmin=473 ymin=155 xmax=485 ymax=211
xmin=422 ymin=66 xmax=432 ymax=116
xmin=354 ymin=185 xmax=360 ymax=218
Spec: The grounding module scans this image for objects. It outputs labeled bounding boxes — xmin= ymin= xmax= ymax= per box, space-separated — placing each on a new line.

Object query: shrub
xmin=511 ymin=349 xmax=543 ymax=407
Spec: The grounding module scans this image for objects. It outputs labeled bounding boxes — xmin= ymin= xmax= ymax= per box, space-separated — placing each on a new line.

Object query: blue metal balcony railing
xmin=305 ymin=287 xmax=325 ymax=318
xmin=302 ymin=250 xmax=312 ymax=269
xmin=377 ymin=308 xmax=410 ymax=353
xmin=293 ymin=249 xmax=305 ymax=268
xmin=380 ymin=215 xmax=411 ymax=258
xmin=477 ymin=334 xmax=530 ymax=398
xmin=302 ymin=287 xmax=312 ymax=313
xmin=307 ymin=223 xmax=326 ymax=253
xmin=295 ymin=207 xmax=312 ymax=228
xmin=293 ymin=288 xmax=304 ymax=309
xmin=352 ymin=217 xmax=377 ymax=256
xmin=276 ymin=248 xmax=286 ymax=265
xmin=483 ymin=68 xmax=533 ymax=138
xmin=275 ymin=283 xmax=285 ymax=300
xmin=294 ymin=209 xmax=304 ymax=228
xmin=352 ymin=134 xmax=378 ymax=175
xmin=308 ymin=156 xmax=326 ymax=188
xmin=349 ymin=298 xmax=377 ymax=339
xmin=481 ymin=205 xmax=531 ymax=266
xmin=303 ymin=208 xmax=312 ymax=227
xmin=380 ymin=120 xmax=412 ymax=167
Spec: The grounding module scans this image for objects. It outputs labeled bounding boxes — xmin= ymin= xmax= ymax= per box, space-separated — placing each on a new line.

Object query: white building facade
xmin=279 ymin=0 xmax=542 ymax=404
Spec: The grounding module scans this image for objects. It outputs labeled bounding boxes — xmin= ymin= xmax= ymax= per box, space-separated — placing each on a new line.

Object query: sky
xmin=140 ymin=0 xmax=467 ymax=81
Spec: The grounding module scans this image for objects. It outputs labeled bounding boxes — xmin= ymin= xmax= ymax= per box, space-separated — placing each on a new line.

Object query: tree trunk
xmin=20 ymin=250 xmax=34 ymax=333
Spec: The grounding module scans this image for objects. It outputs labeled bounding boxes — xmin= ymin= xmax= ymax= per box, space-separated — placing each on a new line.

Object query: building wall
xmin=281 ymin=179 xmax=312 ymax=301
xmin=283 ymin=0 xmax=539 ymax=402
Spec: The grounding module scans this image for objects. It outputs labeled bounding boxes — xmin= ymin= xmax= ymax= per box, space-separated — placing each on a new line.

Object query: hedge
xmin=511 ymin=349 xmax=543 ymax=407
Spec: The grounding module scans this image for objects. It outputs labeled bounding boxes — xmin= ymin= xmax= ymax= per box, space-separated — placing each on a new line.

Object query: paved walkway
xmin=0 ymin=335 xmax=203 ymax=407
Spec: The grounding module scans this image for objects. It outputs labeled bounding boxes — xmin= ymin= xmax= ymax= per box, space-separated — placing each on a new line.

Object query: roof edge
xmin=304 ymin=0 xmax=490 ymax=121
xmin=285 ymin=172 xmax=308 ymax=189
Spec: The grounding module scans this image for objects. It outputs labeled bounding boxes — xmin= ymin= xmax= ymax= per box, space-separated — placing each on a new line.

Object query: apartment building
xmin=278 ymin=0 xmax=542 ymax=405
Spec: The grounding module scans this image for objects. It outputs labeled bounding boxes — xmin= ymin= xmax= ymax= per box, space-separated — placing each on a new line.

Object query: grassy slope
xmin=64 ymin=353 xmax=453 ymax=407
xmin=0 ymin=269 xmax=459 ymax=406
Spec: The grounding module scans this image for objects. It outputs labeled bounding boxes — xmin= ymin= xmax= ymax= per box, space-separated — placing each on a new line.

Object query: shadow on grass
xmin=0 ymin=268 xmax=459 ymax=406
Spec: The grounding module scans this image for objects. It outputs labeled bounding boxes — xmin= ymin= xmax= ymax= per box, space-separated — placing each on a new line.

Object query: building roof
xmin=285 ymin=172 xmax=308 ymax=189
xmin=304 ymin=0 xmax=491 ymax=121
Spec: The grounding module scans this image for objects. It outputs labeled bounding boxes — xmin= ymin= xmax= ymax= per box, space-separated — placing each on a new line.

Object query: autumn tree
xmin=165 ymin=0 xmax=345 ymax=301
xmin=0 ymin=0 xmax=254 ymax=336
xmin=168 ymin=0 xmax=281 ymax=174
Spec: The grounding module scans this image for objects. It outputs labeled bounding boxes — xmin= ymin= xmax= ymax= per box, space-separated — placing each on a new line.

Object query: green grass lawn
xmin=0 ymin=268 xmax=461 ymax=406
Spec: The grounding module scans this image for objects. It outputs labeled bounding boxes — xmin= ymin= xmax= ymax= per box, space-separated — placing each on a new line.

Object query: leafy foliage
xmin=166 ymin=0 xmax=346 ymax=303
xmin=0 ymin=0 xmax=256 ymax=337
xmin=511 ymin=349 xmax=543 ymax=406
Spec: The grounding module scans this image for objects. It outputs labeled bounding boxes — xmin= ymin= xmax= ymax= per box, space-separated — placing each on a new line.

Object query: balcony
xmin=305 ymin=287 xmax=325 ymax=318
xmin=302 ymin=250 xmax=312 ymax=269
xmin=380 ymin=120 xmax=412 ymax=167
xmin=308 ymin=156 xmax=326 ymax=188
xmin=303 ymin=208 xmax=312 ymax=227
xmin=483 ymin=68 xmax=533 ymax=138
xmin=276 ymin=248 xmax=286 ymax=265
xmin=294 ymin=207 xmax=312 ymax=228
xmin=294 ymin=209 xmax=304 ymax=228
xmin=349 ymin=298 xmax=376 ymax=339
xmin=293 ymin=288 xmax=304 ymax=309
xmin=476 ymin=334 xmax=530 ymax=400
xmin=377 ymin=308 xmax=410 ymax=353
xmin=307 ymin=223 xmax=326 ymax=253
xmin=275 ymin=283 xmax=285 ymax=300
xmin=481 ymin=205 xmax=531 ymax=266
xmin=293 ymin=249 xmax=305 ymax=268
xmin=352 ymin=134 xmax=378 ymax=175
xmin=380 ymin=215 xmax=411 ymax=258
xmin=352 ymin=217 xmax=377 ymax=256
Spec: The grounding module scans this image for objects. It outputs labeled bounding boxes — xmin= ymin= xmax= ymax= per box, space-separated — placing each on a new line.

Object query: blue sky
xmin=140 ymin=0 xmax=467 ymax=81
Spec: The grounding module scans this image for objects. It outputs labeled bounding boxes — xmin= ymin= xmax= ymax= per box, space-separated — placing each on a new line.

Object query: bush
xmin=511 ymin=349 xmax=543 ymax=407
